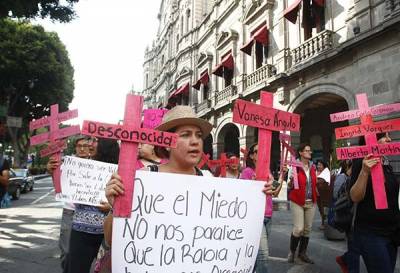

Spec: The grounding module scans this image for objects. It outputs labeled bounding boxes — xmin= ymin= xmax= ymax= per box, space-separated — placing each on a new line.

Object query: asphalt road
xmin=1 ymin=177 xmax=399 ymax=273
xmin=0 ymin=177 xmax=63 ymax=273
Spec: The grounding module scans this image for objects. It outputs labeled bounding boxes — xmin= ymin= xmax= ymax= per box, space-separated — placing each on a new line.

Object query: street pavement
xmin=0 ymin=177 xmax=62 ymax=273
xmin=1 ymin=178 xmax=400 ymax=273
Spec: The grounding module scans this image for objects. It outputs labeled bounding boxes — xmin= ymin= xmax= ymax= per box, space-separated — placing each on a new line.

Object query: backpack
xmin=332 ymin=176 xmax=357 ymax=233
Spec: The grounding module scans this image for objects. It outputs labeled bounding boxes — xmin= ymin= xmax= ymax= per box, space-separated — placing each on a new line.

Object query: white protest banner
xmin=112 ymin=171 xmax=265 ymax=273
xmin=56 ymin=156 xmax=118 ymax=205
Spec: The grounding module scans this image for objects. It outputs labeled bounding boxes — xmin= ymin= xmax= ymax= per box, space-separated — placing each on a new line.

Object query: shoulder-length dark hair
xmin=246 ymin=143 xmax=257 ymax=170
xmin=94 ymin=139 xmax=120 ymax=164
xmin=297 ymin=142 xmax=311 ymax=159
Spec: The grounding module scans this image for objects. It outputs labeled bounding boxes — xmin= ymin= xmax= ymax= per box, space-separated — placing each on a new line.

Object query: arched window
xmin=186 ymin=9 xmax=190 ymax=33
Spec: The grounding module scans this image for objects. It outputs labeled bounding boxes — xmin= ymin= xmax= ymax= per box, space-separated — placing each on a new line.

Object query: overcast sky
xmin=36 ymin=0 xmax=160 ymax=124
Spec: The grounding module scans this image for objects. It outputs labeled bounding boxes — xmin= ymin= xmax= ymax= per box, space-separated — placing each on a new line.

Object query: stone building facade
xmin=142 ymin=0 xmax=400 ymax=171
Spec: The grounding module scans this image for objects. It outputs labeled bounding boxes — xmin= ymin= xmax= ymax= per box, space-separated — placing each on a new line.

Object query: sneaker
xmin=336 ymin=256 xmax=349 ymax=273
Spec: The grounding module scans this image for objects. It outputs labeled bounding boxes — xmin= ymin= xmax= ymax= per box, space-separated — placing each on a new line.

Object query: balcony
xmin=195 ymin=99 xmax=211 ymax=114
xmin=245 ymin=64 xmax=275 ymax=89
xmin=215 ymin=85 xmax=237 ymax=106
xmin=292 ymin=30 xmax=334 ymax=65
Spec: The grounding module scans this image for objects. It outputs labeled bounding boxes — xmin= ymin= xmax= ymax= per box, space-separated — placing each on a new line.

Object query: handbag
xmin=333 ymin=177 xmax=357 ymax=233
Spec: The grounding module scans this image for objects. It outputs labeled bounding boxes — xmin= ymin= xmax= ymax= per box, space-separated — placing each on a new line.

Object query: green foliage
xmin=0 ymin=0 xmax=79 ymax=23
xmin=0 ymin=19 xmax=74 ymax=165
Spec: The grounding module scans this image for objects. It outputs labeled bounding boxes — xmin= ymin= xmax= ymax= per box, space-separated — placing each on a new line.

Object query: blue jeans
xmin=253 ymin=217 xmax=271 ymax=273
xmin=342 ymin=232 xmax=360 ymax=273
xmin=352 ymin=228 xmax=397 ymax=273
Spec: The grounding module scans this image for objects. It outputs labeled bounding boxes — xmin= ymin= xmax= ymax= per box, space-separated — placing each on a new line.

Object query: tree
xmin=0 ymin=0 xmax=79 ymax=23
xmin=0 ymin=19 xmax=74 ymax=166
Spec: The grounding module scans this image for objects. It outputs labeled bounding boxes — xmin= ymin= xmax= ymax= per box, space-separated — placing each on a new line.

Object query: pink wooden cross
xmin=142 ymin=109 xmax=168 ymax=129
xmin=29 ymin=105 xmax=80 ymax=193
xmin=240 ymin=148 xmax=248 ymax=168
xmin=233 ymin=91 xmax=301 ymax=182
xmin=330 ymin=93 xmax=400 ymax=209
xmin=279 ymin=133 xmax=301 ymax=189
xmin=81 ymin=94 xmax=178 ymax=217
xmin=207 ymin=153 xmax=240 ymax=177
xmin=197 ymin=153 xmax=211 ymax=169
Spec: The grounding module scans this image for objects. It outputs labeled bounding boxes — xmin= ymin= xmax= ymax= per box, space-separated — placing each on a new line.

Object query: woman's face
xmin=378 ymin=133 xmax=391 ymax=144
xmin=228 ymin=156 xmax=239 ymax=171
xmin=317 ymin=162 xmax=324 ymax=172
xmin=138 ymin=143 xmax=154 ymax=159
xmin=299 ymin=145 xmax=312 ymax=161
xmin=169 ymin=125 xmax=203 ymax=168
xmin=75 ymin=139 xmax=89 ymax=158
xmin=249 ymin=145 xmax=258 ymax=165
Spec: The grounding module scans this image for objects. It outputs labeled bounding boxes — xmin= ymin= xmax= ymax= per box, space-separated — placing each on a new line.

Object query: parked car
xmin=12 ymin=168 xmax=35 ymax=193
xmin=8 ymin=170 xmax=22 ymax=200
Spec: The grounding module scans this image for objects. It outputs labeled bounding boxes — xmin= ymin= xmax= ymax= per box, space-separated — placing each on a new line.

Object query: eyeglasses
xmin=76 ymin=144 xmax=89 ymax=149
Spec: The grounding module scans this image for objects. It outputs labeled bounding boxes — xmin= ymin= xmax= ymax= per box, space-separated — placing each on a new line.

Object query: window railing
xmin=292 ymin=30 xmax=334 ymax=64
xmin=245 ymin=64 xmax=274 ymax=89
xmin=215 ymin=85 xmax=237 ymax=105
xmin=196 ymin=99 xmax=211 ymax=113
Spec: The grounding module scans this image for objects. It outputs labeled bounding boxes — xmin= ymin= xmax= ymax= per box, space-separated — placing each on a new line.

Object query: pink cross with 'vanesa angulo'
xmin=233 ymin=91 xmax=301 ymax=182
xmin=81 ymin=94 xmax=178 ymax=218
xmin=331 ymin=93 xmax=400 ymax=209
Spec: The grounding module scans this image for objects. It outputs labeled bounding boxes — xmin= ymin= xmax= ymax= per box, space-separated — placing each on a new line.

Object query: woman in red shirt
xmin=287 ymin=143 xmax=317 ymax=264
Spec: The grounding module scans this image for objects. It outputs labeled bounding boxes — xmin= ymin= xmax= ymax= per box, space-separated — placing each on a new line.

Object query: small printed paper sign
xmin=56 ymin=156 xmax=118 ymax=206
xmin=112 ymin=171 xmax=265 ymax=273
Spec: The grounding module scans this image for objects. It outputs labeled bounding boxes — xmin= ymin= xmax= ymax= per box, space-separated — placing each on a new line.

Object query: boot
xmin=287 ymin=234 xmax=300 ymax=263
xmin=298 ymin=236 xmax=314 ymax=264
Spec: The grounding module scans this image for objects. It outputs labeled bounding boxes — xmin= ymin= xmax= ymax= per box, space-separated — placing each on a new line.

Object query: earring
xmin=166 ymin=147 xmax=170 ymax=152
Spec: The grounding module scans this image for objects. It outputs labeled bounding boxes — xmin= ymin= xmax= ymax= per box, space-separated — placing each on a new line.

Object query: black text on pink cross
xmin=233 ymin=91 xmax=301 ymax=182
xmin=330 ymin=93 xmax=400 ymax=209
xmin=29 ymin=105 xmax=80 ymax=193
xmin=81 ymin=95 xmax=178 ymax=218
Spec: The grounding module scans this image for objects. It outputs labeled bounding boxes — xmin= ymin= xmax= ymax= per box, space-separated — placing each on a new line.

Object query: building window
xmin=284 ymin=0 xmax=325 ymax=41
xmin=180 ymin=16 xmax=184 ymax=36
xmin=203 ymin=85 xmax=209 ymax=100
xmin=145 ymin=74 xmax=149 ymax=89
xmin=186 ymin=10 xmax=190 ymax=33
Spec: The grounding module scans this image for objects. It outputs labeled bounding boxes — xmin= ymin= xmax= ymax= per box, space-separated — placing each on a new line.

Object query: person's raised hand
xmin=105 ymin=173 xmax=125 ymax=207
xmin=361 ymin=154 xmax=380 ymax=174
xmin=46 ymin=155 xmax=60 ymax=175
xmin=262 ymin=174 xmax=274 ymax=196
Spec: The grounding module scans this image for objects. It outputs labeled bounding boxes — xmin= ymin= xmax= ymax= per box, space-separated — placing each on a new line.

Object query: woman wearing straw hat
xmin=103 ymin=105 xmax=274 ymax=246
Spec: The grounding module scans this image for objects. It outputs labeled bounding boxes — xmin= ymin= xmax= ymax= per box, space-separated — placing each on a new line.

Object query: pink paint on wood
xmin=279 ymin=133 xmax=291 ymax=142
xmin=336 ymin=142 xmax=400 ymax=159
xmin=280 ymin=141 xmax=300 ymax=189
xmin=208 ymin=153 xmax=239 ymax=177
xmin=40 ymin=140 xmax=66 ymax=157
xmin=30 ymin=125 xmax=80 ymax=146
xmin=197 ymin=153 xmax=211 ymax=169
xmin=233 ymin=99 xmax=301 ymax=132
xmin=143 ymin=109 xmax=168 ymax=129
xmin=335 ymin=118 xmax=400 ymax=140
xmin=330 ymin=102 xmax=400 ymax=122
xmin=81 ymin=121 xmax=177 ymax=148
xmin=49 ymin=105 xmax=62 ymax=193
xmin=240 ymin=148 xmax=248 ymax=168
xmin=113 ymin=95 xmax=143 ymax=217
xmin=29 ymin=109 xmax=78 ymax=130
xmin=356 ymin=93 xmax=388 ymax=209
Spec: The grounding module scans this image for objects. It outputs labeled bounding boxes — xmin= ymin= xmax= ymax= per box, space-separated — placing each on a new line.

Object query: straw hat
xmin=155 ymin=105 xmax=213 ymax=138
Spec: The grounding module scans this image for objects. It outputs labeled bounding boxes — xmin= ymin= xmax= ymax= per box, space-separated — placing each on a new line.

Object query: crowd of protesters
xmin=1 ymin=104 xmax=395 ymax=273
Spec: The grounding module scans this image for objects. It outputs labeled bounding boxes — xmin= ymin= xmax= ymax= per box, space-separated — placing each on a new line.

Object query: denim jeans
xmin=253 ymin=217 xmax=271 ymax=273
xmin=352 ymin=228 xmax=397 ymax=273
xmin=342 ymin=232 xmax=361 ymax=273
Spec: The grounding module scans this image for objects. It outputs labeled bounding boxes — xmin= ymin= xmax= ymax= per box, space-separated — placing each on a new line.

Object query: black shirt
xmin=350 ymin=158 xmax=400 ymax=237
xmin=0 ymin=157 xmax=10 ymax=199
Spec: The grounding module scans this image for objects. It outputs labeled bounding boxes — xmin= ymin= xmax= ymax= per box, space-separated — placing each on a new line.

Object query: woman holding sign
xmin=348 ymin=133 xmax=400 ymax=273
xmin=287 ymin=143 xmax=317 ymax=264
xmin=104 ymin=106 xmax=274 ymax=262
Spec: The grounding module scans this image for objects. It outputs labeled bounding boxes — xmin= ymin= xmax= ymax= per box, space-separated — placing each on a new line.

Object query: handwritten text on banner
xmin=56 ymin=156 xmax=118 ymax=205
xmin=112 ymin=171 xmax=265 ymax=273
